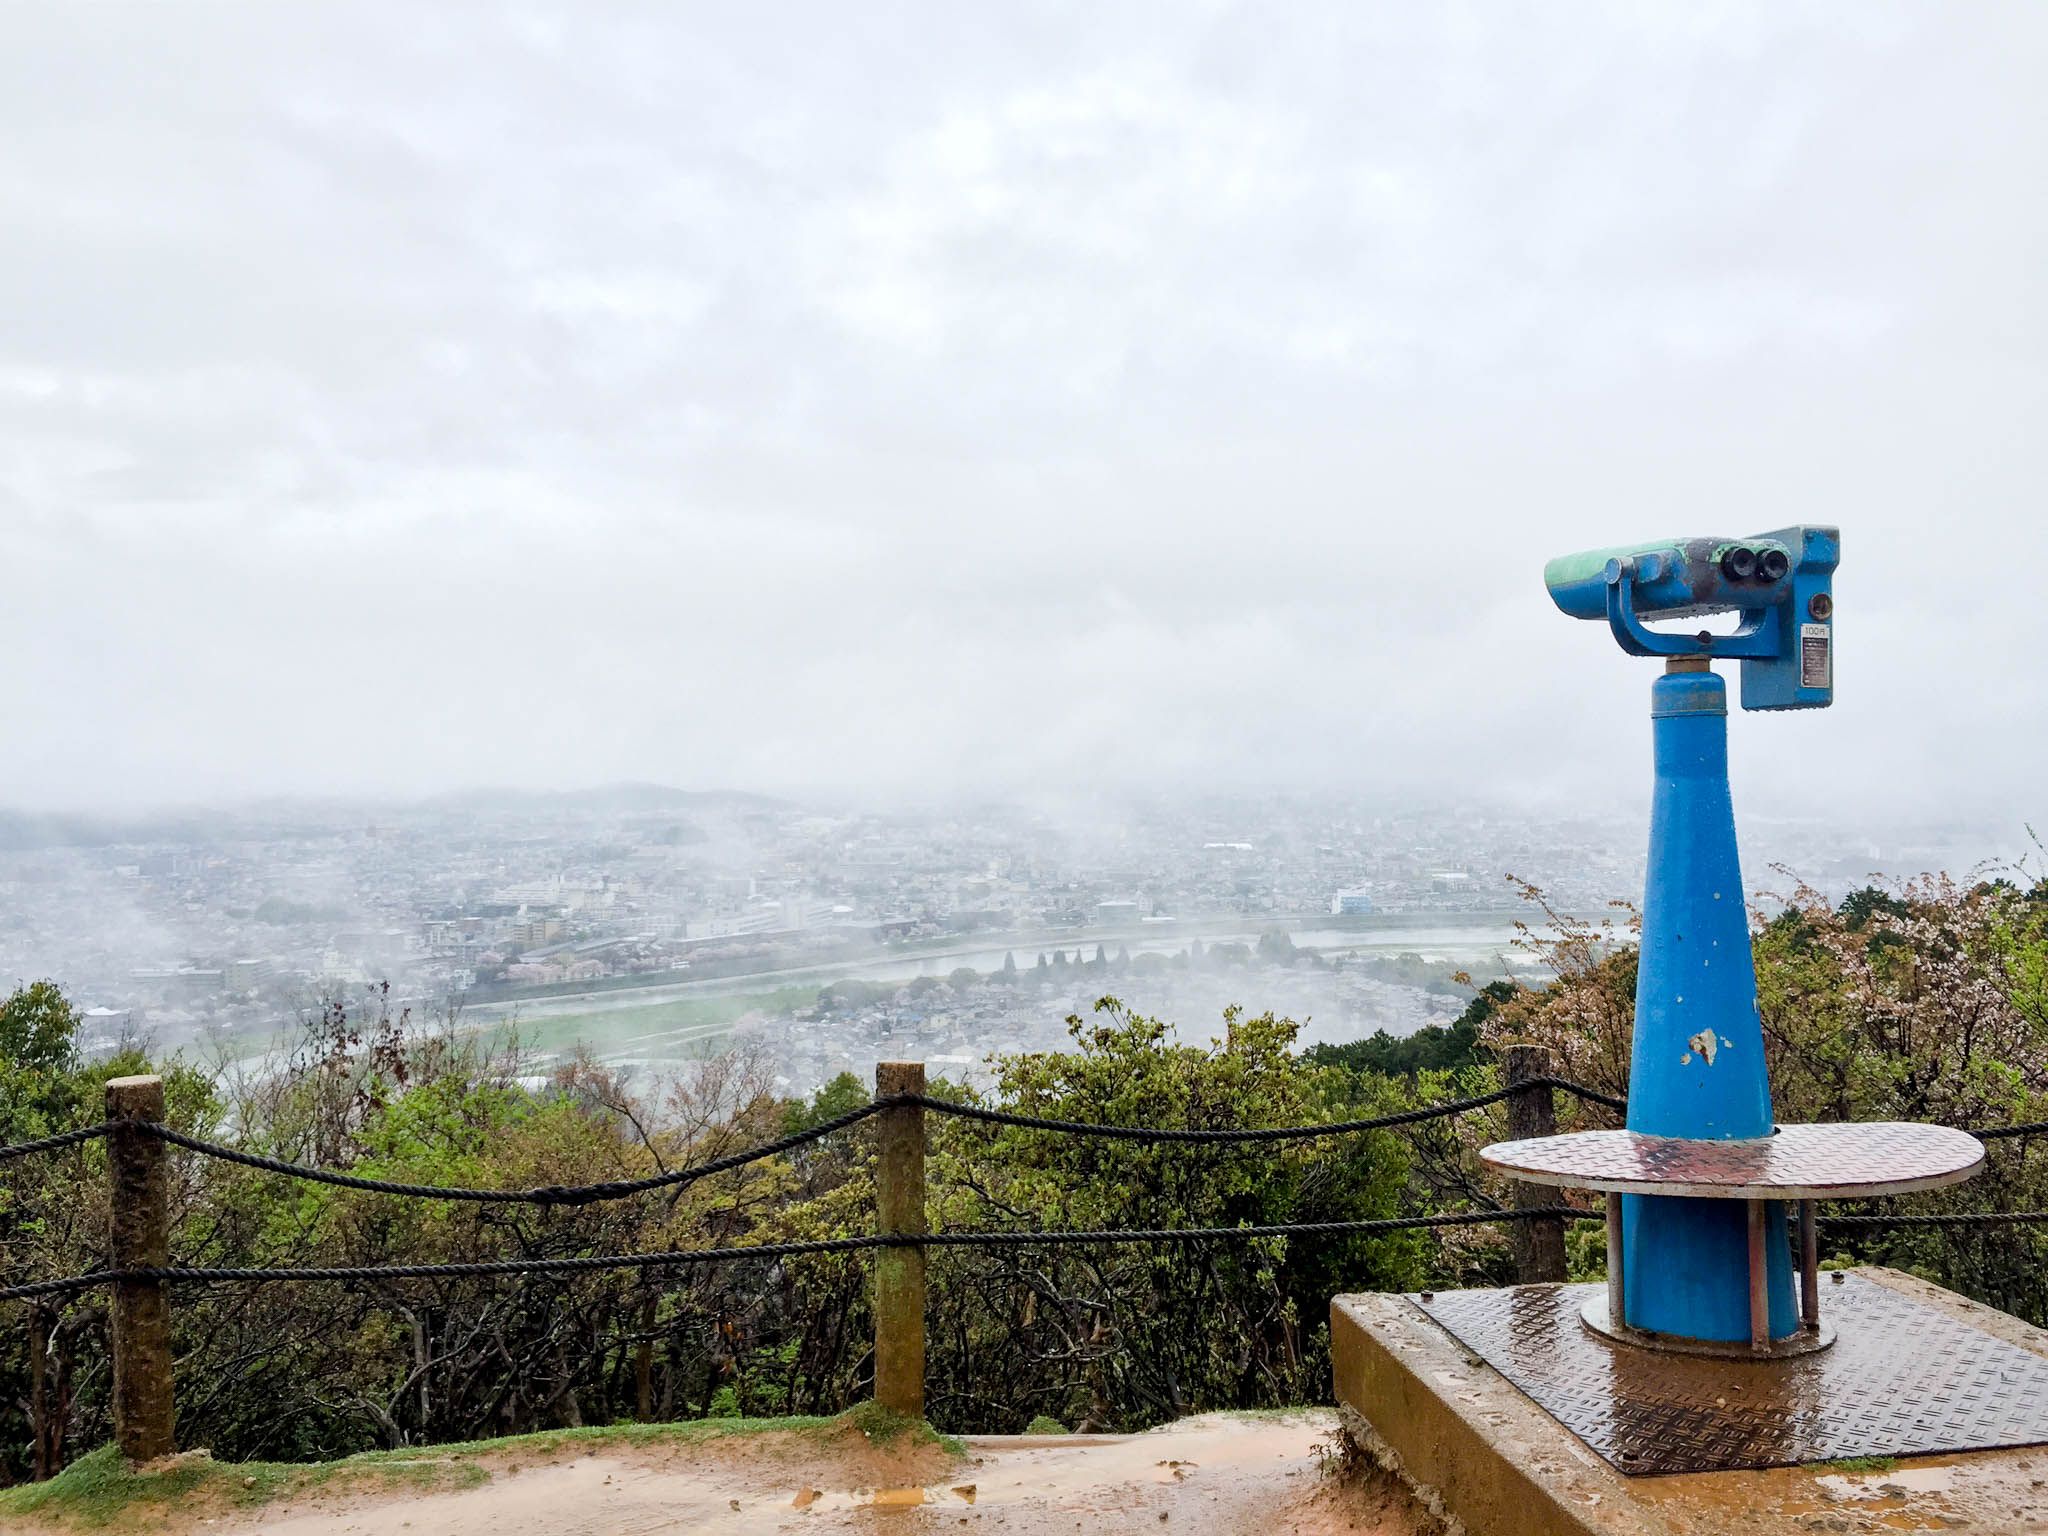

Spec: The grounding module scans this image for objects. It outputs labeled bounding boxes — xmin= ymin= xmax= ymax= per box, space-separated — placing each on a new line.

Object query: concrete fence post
xmin=1505 ymin=1045 xmax=1569 ymax=1284
xmin=873 ymin=1061 xmax=926 ymax=1419
xmin=106 ymin=1074 xmax=174 ymax=1462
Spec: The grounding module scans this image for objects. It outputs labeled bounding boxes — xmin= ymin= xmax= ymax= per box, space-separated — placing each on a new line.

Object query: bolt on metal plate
xmin=1413 ymin=1274 xmax=2048 ymax=1476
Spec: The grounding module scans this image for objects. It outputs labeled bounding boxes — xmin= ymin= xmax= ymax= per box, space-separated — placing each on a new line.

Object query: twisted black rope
xmin=0 ymin=1080 xmax=1605 ymax=1200
xmin=0 ymin=1207 xmax=1597 ymax=1303
xmin=136 ymin=1097 xmax=899 ymax=1205
xmin=1533 ymin=1077 xmax=1629 ymax=1113
xmin=1974 ymin=1121 xmax=2048 ymax=1141
xmin=0 ymin=1122 xmax=113 ymax=1162
xmin=12 ymin=1203 xmax=2048 ymax=1303
xmin=1819 ymin=1209 xmax=2048 ymax=1230
xmin=912 ymin=1085 xmax=1528 ymax=1141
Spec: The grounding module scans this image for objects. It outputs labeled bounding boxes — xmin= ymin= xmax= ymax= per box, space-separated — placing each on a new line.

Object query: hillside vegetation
xmin=3 ymin=870 xmax=2046 ymax=1485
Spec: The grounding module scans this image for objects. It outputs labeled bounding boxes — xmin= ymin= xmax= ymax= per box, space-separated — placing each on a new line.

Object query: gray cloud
xmin=3 ymin=3 xmax=2043 ymax=822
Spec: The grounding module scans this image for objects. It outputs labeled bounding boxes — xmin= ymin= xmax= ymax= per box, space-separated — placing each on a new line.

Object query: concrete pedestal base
xmin=1332 ymin=1268 xmax=2048 ymax=1536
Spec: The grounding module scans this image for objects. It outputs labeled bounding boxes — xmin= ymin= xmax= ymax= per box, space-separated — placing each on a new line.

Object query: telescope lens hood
xmin=1719 ymin=546 xmax=1757 ymax=581
xmin=1757 ymin=548 xmax=1790 ymax=582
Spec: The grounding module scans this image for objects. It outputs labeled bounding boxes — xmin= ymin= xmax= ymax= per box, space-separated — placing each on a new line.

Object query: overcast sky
xmin=4 ymin=3 xmax=2044 ymax=826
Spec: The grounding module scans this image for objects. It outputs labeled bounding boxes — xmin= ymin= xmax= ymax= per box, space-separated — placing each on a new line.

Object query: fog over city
xmin=3 ymin=7 xmax=2045 ymax=1086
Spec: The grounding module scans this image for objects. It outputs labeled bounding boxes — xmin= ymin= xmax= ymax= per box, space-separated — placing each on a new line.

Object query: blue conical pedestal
xmin=1621 ymin=665 xmax=1798 ymax=1343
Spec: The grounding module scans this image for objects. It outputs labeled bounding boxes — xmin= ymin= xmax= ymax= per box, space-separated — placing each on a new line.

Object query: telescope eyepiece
xmin=1757 ymin=547 xmax=1790 ymax=582
xmin=1720 ymin=546 xmax=1757 ymax=581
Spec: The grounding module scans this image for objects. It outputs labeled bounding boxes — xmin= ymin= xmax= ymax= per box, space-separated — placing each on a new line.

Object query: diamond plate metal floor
xmin=1413 ymin=1273 xmax=2048 ymax=1476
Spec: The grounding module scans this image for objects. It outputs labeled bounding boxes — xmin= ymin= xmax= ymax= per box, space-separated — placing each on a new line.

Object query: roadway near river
xmin=456 ymin=911 xmax=1543 ymax=1030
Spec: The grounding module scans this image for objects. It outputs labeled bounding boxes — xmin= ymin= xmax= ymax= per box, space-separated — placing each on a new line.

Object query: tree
xmin=1838 ymin=885 xmax=1911 ymax=932
xmin=1306 ymin=981 xmax=1509 ymax=1077
xmin=0 ymin=981 xmax=80 ymax=1139
xmin=913 ymin=999 xmax=1422 ymax=1429
xmin=1256 ymin=931 xmax=1298 ymax=968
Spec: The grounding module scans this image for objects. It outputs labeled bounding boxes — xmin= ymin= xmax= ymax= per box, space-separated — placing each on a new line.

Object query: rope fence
xmin=0 ymin=1207 xmax=1605 ymax=1304
xmin=0 ymin=1122 xmax=114 ymax=1163
xmin=0 ymin=1074 xmax=1624 ymax=1203
xmin=136 ymin=1095 xmax=898 ymax=1205
xmin=5 ymin=1059 xmax=2046 ymax=1449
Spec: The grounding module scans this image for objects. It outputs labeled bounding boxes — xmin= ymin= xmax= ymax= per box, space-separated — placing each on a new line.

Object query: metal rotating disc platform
xmin=1479 ymin=1121 xmax=1985 ymax=1199
xmin=1413 ymin=1273 xmax=2048 ymax=1476
xmin=1480 ymin=1122 xmax=1985 ymax=1355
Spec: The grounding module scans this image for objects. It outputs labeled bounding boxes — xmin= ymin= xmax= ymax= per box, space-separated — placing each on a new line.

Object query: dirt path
xmin=131 ymin=1413 xmax=1414 ymax=1536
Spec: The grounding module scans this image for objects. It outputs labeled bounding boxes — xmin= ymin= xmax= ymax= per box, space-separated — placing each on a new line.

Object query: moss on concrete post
xmin=106 ymin=1074 xmax=174 ymax=1463
xmin=1505 ymin=1045 xmax=1568 ymax=1284
xmin=873 ymin=1060 xmax=926 ymax=1419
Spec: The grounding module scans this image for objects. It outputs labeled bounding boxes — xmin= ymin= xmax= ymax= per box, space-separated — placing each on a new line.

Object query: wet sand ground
xmin=85 ymin=1413 xmax=1417 ymax=1536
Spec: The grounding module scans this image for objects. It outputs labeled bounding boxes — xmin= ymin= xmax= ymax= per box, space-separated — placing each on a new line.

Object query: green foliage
xmin=905 ymin=999 xmax=1424 ymax=1431
xmin=782 ymin=1071 xmax=869 ymax=1134
xmin=1304 ymin=981 xmax=1510 ymax=1078
xmin=1838 ymin=886 xmax=1911 ymax=932
xmin=816 ymin=978 xmax=896 ymax=1010
xmin=1354 ymin=951 xmax=1472 ymax=995
xmin=0 ymin=981 xmax=82 ymax=1141
xmin=0 ymin=981 xmax=78 ymax=1080
xmin=0 ymin=1441 xmax=487 ymax=1529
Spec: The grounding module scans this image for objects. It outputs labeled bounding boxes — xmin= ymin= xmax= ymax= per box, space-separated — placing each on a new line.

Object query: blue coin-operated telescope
xmin=1544 ymin=526 xmax=1838 ymax=1346
xmin=1544 ymin=528 xmax=1839 ymax=709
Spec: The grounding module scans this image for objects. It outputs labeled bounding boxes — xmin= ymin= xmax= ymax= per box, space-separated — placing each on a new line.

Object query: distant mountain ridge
xmin=0 ymin=783 xmax=787 ymax=849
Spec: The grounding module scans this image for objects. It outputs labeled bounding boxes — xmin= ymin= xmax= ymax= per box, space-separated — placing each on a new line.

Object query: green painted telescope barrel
xmin=1543 ymin=536 xmax=1797 ymax=621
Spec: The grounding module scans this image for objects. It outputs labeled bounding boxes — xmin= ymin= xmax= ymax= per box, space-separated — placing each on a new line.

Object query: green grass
xmin=369 ymin=1401 xmax=959 ymax=1460
xmin=0 ymin=1442 xmax=487 ymax=1530
xmin=515 ymin=987 xmax=817 ymax=1058
xmin=0 ymin=1406 xmax=963 ymax=1529
xmin=838 ymin=1399 xmax=966 ymax=1457
xmin=1822 ymin=1455 xmax=1898 ymax=1474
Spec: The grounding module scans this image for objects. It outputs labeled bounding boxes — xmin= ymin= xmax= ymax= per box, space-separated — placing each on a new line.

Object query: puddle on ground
xmin=758 ymin=1416 xmax=1327 ymax=1519
xmin=793 ymin=1483 xmax=950 ymax=1514
xmin=1815 ymin=1467 xmax=1957 ymax=1499
xmin=1642 ymin=1457 xmax=1982 ymax=1534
